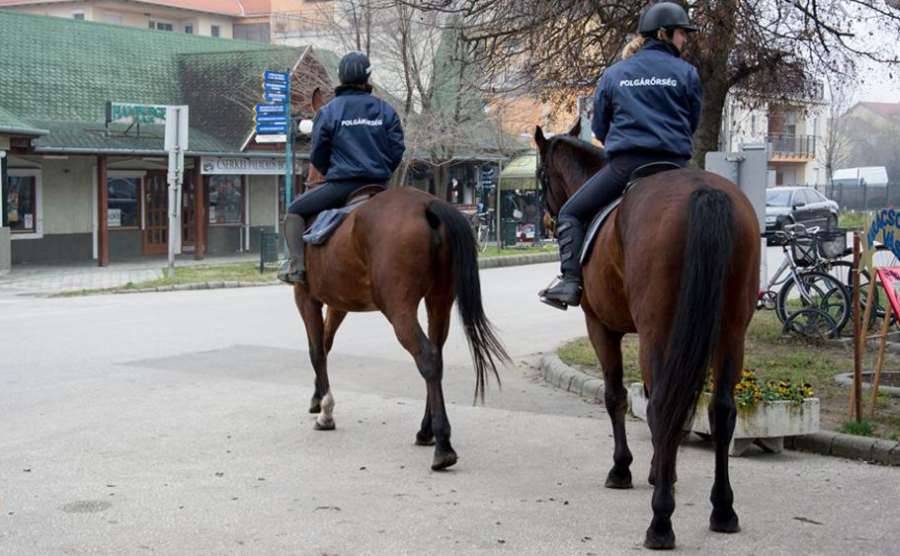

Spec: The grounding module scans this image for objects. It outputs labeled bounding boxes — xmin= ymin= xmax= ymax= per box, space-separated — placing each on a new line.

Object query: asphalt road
xmin=1 ymin=262 xmax=898 ymax=555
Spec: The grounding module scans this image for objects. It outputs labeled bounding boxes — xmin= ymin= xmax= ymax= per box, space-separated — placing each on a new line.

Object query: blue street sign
xmin=256 ymin=103 xmax=287 ymax=114
xmin=263 ymin=71 xmax=289 ymax=83
xmin=264 ymin=82 xmax=288 ymax=94
xmin=256 ymin=124 xmax=288 ymax=134
xmin=255 ymin=114 xmax=288 ymax=124
xmin=264 ymin=92 xmax=287 ymax=103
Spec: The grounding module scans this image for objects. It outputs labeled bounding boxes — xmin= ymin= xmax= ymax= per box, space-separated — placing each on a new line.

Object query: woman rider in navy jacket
xmin=540 ymin=2 xmax=703 ymax=309
xmin=278 ymin=51 xmax=405 ymax=285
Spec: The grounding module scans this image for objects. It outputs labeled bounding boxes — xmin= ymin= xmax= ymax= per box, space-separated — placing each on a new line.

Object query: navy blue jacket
xmin=592 ymin=40 xmax=702 ymax=158
xmin=310 ymin=88 xmax=405 ymax=185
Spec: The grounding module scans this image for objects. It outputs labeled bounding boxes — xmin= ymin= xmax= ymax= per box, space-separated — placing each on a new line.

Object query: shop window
xmin=107 ymin=177 xmax=140 ymax=228
xmin=7 ymin=172 xmax=40 ymax=236
xmin=208 ymin=175 xmax=244 ymax=225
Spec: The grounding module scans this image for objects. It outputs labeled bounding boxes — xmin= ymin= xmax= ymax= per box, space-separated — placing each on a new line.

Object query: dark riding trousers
xmin=288 ymin=182 xmax=368 ymax=219
xmin=559 ymin=151 xmax=688 ymax=223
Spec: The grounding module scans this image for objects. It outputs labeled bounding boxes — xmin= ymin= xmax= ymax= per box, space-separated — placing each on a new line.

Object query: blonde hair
xmin=621 ymin=29 xmax=674 ymax=59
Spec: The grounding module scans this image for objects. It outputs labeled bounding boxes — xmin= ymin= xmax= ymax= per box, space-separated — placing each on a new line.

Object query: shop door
xmin=181 ymin=171 xmax=195 ymax=250
xmin=143 ymin=171 xmax=168 ymax=255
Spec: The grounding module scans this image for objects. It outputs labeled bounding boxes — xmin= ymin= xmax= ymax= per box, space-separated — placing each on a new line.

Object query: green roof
xmin=0 ymin=105 xmax=47 ymax=136
xmin=0 ymin=11 xmax=318 ymax=154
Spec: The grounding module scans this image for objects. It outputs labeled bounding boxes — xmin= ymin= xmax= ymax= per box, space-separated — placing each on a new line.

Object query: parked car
xmin=765 ymin=187 xmax=839 ymax=241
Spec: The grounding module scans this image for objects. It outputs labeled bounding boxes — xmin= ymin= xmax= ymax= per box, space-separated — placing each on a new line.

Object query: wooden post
xmin=869 ymin=301 xmax=893 ymax=418
xmin=193 ymin=157 xmax=205 ymax=260
xmin=97 ymin=155 xmax=109 ymax=267
xmin=851 ymin=232 xmax=863 ymax=422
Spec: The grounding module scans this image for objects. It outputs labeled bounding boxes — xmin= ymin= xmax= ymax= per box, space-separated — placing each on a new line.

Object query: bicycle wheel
xmin=776 ymin=271 xmax=851 ymax=335
xmin=477 ymin=225 xmax=489 ymax=252
xmin=824 ymin=261 xmax=878 ymax=331
xmin=783 ymin=307 xmax=838 ymax=341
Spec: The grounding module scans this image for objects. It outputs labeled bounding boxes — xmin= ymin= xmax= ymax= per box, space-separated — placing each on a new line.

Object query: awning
xmin=499 ymin=152 xmax=538 ymax=190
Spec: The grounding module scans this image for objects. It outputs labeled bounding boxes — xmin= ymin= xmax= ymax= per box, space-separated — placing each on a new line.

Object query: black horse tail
xmin=653 ymin=188 xmax=734 ymax=457
xmin=426 ymin=200 xmax=510 ymax=402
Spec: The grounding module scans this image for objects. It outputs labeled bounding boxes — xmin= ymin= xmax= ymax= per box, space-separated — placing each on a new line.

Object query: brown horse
xmin=291 ymin=99 xmax=508 ymax=472
xmin=535 ymin=122 xmax=760 ymax=550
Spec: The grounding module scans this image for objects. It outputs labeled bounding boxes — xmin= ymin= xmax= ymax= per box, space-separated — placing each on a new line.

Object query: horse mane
xmin=542 ymin=134 xmax=607 ymax=215
xmin=549 ymin=134 xmax=606 ymax=164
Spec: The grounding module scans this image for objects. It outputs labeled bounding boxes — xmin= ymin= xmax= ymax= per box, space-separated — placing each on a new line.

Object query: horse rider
xmin=278 ymin=51 xmax=406 ymax=285
xmin=540 ymin=1 xmax=702 ymax=309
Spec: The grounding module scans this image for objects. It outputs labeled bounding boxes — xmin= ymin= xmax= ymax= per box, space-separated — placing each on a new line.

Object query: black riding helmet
xmin=338 ymin=51 xmax=372 ymax=86
xmin=638 ymin=2 xmax=698 ymax=35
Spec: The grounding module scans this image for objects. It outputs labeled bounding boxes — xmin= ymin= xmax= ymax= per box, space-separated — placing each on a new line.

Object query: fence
xmin=814 ymin=182 xmax=900 ymax=211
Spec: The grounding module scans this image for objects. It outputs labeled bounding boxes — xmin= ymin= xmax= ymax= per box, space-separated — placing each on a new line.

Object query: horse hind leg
xmin=584 ymin=312 xmax=632 ymax=489
xmin=389 ymin=307 xmax=456 ymax=471
xmin=415 ymin=287 xmax=453 ymax=448
xmin=709 ymin=346 xmax=742 ymax=534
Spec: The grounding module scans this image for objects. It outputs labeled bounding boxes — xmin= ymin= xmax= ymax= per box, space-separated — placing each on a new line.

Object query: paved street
xmin=2 ymin=262 xmax=898 ymax=555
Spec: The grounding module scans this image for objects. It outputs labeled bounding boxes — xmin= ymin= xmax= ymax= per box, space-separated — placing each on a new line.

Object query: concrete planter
xmin=628 ymin=383 xmax=820 ymax=456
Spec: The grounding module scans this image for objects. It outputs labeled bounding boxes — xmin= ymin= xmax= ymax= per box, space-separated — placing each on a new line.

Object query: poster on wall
xmin=107 ymin=208 xmax=121 ymax=228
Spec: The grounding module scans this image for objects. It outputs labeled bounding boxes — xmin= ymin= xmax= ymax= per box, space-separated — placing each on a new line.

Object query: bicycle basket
xmin=791 ymin=236 xmax=818 ymax=267
xmin=816 ymin=229 xmax=848 ymax=259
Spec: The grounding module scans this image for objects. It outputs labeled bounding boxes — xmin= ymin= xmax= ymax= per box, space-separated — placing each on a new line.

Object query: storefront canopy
xmin=499 ymin=151 xmax=538 ymax=190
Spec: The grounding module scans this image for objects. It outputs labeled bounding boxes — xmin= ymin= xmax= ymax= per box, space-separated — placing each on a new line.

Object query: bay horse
xmin=535 ymin=122 xmax=760 ymax=549
xmin=290 ymin=92 xmax=508 ymax=471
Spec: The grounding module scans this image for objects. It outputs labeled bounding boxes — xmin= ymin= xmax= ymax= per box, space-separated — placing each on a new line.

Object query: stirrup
xmin=538 ymin=276 xmax=581 ymax=311
xmin=277 ymin=260 xmax=307 ymax=285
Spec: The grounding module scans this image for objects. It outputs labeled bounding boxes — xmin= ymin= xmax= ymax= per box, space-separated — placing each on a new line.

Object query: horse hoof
xmin=643 ymin=528 xmax=675 ymax=550
xmin=431 ymin=449 xmax=458 ymax=471
xmin=710 ymin=511 xmax=741 ymax=533
xmin=604 ymin=467 xmax=633 ymax=489
xmin=415 ymin=432 xmax=435 ymax=446
xmin=314 ymin=420 xmax=335 ymax=431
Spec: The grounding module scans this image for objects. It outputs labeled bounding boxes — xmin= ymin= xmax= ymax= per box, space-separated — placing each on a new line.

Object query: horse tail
xmin=653 ymin=187 xmax=734 ymax=456
xmin=425 ymin=200 xmax=509 ymax=402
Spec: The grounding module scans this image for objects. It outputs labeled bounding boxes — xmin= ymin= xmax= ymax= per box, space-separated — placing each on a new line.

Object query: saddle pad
xmin=303 ymin=204 xmax=359 ymax=246
xmin=579 ymin=197 xmax=622 ymax=265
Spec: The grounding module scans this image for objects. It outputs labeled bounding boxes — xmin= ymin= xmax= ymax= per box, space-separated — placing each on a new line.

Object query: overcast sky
xmin=848 ymin=6 xmax=899 ymax=104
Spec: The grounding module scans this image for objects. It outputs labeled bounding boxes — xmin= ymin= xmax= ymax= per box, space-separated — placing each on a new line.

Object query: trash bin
xmin=259 ymin=230 xmax=280 ymax=273
xmin=501 ymin=218 xmax=517 ymax=247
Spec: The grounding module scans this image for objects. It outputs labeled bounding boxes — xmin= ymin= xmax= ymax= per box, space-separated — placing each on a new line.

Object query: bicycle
xmin=473 ymin=211 xmax=492 ymax=252
xmin=759 ymin=223 xmax=852 ymax=338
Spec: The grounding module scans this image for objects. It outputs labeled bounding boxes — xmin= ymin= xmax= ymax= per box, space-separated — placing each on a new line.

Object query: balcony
xmin=768 ymin=134 xmax=816 ymax=161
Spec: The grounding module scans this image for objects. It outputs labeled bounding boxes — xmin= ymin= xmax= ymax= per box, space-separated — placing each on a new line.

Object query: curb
xmin=46 ymin=252 xmax=560 ymax=297
xmin=540 ymin=352 xmax=605 ymax=403
xmin=540 ymin=351 xmax=900 ymax=467
xmin=478 ymin=251 xmax=558 ymax=269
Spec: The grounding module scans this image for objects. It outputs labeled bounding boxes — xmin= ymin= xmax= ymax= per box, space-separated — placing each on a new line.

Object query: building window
xmin=150 ymin=21 xmax=174 ymax=31
xmin=211 ymin=25 xmax=221 ymax=37
xmin=72 ymin=12 xmax=85 ymax=20
xmin=208 ymin=175 xmax=244 ymax=225
xmin=7 ymin=170 xmax=41 ymax=238
xmin=108 ymin=177 xmax=141 ymax=228
xmin=185 ymin=24 xmax=193 ymax=34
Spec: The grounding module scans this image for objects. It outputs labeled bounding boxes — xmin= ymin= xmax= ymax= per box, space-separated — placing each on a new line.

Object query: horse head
xmin=534 ymin=119 xmax=601 ymax=219
xmin=306 ymin=87 xmax=328 ymax=188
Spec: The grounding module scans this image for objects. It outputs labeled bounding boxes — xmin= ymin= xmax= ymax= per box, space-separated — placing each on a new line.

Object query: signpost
xmin=255 ymin=71 xmax=293 ymax=215
xmin=164 ymin=105 xmax=189 ymax=273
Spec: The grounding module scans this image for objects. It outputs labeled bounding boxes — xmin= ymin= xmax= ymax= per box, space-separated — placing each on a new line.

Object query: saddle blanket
xmin=303 ymin=204 xmax=359 ymax=246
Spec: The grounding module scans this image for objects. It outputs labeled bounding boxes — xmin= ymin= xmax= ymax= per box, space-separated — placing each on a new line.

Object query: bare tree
xmin=401 ymin=0 xmax=900 ymax=167
xmin=821 ymin=73 xmax=856 ymax=183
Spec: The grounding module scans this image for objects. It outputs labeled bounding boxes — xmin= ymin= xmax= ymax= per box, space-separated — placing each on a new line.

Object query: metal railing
xmin=768 ymin=134 xmax=816 ymax=157
xmin=814 ymin=182 xmax=900 ymax=211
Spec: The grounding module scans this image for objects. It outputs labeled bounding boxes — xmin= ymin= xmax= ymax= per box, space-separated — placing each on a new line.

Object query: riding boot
xmin=540 ymin=215 xmax=585 ymax=310
xmin=277 ymin=214 xmax=307 ymax=285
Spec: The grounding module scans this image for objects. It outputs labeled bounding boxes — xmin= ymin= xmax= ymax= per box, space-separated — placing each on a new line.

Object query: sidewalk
xmin=0 ymin=254 xmax=260 ymax=296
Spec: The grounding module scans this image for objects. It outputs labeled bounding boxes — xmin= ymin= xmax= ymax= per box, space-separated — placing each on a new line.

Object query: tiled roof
xmin=0 ymin=11 xmax=321 ymax=154
xmin=858 ymin=102 xmax=900 ymax=121
xmin=0 ymin=0 xmax=248 ymax=16
xmin=0 ymin=105 xmax=47 ymax=136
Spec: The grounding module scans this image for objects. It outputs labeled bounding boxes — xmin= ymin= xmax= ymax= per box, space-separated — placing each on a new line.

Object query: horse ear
xmin=311 ymin=87 xmax=325 ymax=113
xmin=534 ymin=126 xmax=546 ymax=150
xmin=568 ymin=118 xmax=581 ymax=138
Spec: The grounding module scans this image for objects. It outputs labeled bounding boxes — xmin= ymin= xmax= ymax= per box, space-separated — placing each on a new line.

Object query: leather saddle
xmin=579 ymin=161 xmax=683 ymax=265
xmin=303 ymin=184 xmax=386 ymax=245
